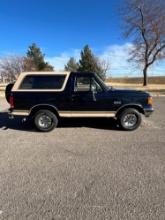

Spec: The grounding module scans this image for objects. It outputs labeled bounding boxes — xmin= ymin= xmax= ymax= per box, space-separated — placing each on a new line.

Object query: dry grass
xmin=107 ymin=76 xmax=165 ymax=84
xmin=107 ymin=83 xmax=165 ymax=90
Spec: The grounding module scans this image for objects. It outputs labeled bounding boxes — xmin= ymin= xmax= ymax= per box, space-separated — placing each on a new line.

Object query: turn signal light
xmin=147 ymin=97 xmax=153 ymax=106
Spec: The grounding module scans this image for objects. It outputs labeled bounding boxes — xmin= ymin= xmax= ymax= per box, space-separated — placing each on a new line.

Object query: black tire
xmin=118 ymin=108 xmax=142 ymax=131
xmin=5 ymin=83 xmax=14 ymax=103
xmin=34 ymin=110 xmax=58 ymax=132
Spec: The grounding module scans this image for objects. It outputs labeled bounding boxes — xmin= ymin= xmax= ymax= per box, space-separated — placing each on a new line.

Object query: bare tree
xmin=0 ymin=56 xmax=38 ymax=83
xmin=23 ymin=57 xmax=37 ymax=72
xmin=0 ymin=56 xmax=25 ymax=82
xmin=122 ymin=0 xmax=165 ymax=86
xmin=99 ymin=59 xmax=111 ymax=79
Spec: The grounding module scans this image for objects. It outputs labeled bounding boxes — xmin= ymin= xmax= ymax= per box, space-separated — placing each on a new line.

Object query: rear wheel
xmin=34 ymin=110 xmax=58 ymax=132
xmin=118 ymin=108 xmax=141 ymax=131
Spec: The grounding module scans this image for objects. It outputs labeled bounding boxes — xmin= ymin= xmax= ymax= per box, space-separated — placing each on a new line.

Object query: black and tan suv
xmin=6 ymin=71 xmax=154 ymax=132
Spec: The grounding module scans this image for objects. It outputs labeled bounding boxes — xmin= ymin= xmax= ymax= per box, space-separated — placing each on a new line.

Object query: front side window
xmin=19 ymin=75 xmax=66 ymax=90
xmin=74 ymin=76 xmax=103 ymax=92
xmin=75 ymin=77 xmax=91 ymax=92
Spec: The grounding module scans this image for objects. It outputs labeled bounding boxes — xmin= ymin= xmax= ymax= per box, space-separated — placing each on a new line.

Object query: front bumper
xmin=144 ymin=107 xmax=154 ymax=117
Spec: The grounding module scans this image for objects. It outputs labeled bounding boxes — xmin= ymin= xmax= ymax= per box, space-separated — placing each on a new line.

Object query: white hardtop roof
xmin=19 ymin=71 xmax=70 ymax=76
xmin=12 ymin=71 xmax=70 ymax=91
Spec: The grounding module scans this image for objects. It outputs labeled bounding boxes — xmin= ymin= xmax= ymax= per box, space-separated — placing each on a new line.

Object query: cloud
xmin=46 ymin=49 xmax=80 ymax=71
xmin=46 ymin=43 xmax=165 ymax=77
xmin=100 ymin=43 xmax=165 ymax=77
xmin=99 ymin=43 xmax=137 ymax=77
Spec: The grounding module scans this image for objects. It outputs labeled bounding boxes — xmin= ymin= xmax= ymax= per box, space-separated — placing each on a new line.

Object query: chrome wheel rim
xmin=38 ymin=114 xmax=52 ymax=129
xmin=123 ymin=113 xmax=137 ymax=128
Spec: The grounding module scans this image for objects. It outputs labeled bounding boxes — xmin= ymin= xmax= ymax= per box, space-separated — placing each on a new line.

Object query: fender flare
xmin=115 ymin=104 xmax=144 ymax=117
xmin=29 ymin=104 xmax=59 ymax=117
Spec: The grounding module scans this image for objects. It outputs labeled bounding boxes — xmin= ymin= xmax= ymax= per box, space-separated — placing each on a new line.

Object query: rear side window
xmin=19 ymin=75 xmax=66 ymax=90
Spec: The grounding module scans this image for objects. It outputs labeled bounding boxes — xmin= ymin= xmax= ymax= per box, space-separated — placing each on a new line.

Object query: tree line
xmin=65 ymin=45 xmax=109 ymax=80
xmin=0 ymin=43 xmax=109 ymax=82
xmin=0 ymin=0 xmax=165 ymax=85
xmin=0 ymin=43 xmax=54 ymax=82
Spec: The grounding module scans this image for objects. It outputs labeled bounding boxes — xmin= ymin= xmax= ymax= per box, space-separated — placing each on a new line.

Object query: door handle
xmin=72 ymin=94 xmax=78 ymax=98
xmin=71 ymin=94 xmax=79 ymax=101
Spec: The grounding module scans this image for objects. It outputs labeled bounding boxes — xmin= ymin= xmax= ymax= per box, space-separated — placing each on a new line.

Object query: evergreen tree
xmin=65 ymin=57 xmax=79 ymax=72
xmin=78 ymin=45 xmax=106 ymax=80
xmin=27 ymin=43 xmax=54 ymax=71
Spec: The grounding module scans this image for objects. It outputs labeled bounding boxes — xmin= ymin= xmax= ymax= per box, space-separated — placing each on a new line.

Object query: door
xmin=70 ymin=74 xmax=114 ymax=113
xmin=70 ymin=75 xmax=95 ymax=111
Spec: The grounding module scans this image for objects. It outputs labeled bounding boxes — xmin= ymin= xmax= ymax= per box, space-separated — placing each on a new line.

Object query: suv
xmin=6 ymin=71 xmax=154 ymax=132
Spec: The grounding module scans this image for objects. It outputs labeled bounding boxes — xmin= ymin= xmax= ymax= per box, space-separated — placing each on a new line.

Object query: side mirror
xmin=91 ymin=85 xmax=97 ymax=101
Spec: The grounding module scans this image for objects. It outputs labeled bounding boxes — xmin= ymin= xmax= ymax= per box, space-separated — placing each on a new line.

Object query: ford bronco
xmin=6 ymin=71 xmax=154 ymax=132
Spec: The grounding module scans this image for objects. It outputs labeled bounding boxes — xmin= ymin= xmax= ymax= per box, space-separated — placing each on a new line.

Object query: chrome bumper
xmin=144 ymin=107 xmax=154 ymax=117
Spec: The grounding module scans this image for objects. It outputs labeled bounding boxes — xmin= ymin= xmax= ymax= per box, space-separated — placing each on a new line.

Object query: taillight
xmin=9 ymin=95 xmax=14 ymax=108
xmin=147 ymin=96 xmax=153 ymax=106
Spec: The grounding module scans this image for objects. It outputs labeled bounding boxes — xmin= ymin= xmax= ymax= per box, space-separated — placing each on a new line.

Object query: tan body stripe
xmin=58 ymin=111 xmax=116 ymax=118
xmin=10 ymin=110 xmax=116 ymax=118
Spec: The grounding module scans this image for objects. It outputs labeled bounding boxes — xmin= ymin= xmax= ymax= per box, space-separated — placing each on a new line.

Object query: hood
xmin=109 ymin=87 xmax=150 ymax=97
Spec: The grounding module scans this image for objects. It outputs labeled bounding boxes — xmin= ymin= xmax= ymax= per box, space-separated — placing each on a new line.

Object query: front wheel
xmin=34 ymin=110 xmax=58 ymax=132
xmin=118 ymin=108 xmax=142 ymax=131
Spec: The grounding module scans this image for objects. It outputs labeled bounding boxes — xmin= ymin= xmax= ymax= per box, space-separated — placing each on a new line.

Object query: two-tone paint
xmin=9 ymin=71 xmax=154 ymax=118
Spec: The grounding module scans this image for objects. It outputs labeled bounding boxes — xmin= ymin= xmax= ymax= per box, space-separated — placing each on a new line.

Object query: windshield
xmin=94 ymin=74 xmax=111 ymax=91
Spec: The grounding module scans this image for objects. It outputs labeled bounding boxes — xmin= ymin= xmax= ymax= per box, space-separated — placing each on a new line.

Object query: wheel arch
xmin=115 ymin=104 xmax=144 ymax=117
xmin=29 ymin=104 xmax=59 ymax=117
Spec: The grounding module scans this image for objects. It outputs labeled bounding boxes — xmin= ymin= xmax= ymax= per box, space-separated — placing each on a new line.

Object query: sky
xmin=0 ymin=0 xmax=164 ymax=77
